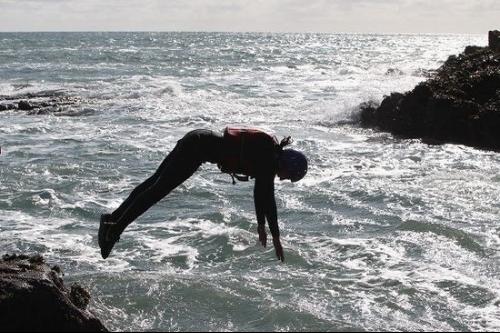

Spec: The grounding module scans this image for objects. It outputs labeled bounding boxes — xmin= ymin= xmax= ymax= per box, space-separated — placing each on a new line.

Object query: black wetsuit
xmin=110 ymin=129 xmax=281 ymax=239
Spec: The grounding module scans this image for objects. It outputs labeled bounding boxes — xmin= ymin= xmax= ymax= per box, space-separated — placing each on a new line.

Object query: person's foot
xmin=98 ymin=214 xmax=121 ymax=259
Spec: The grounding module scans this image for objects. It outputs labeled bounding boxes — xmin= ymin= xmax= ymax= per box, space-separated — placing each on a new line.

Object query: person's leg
xmin=99 ymin=146 xmax=200 ymax=258
xmin=108 ymin=151 xmax=177 ymax=222
xmin=99 ymin=129 xmax=223 ymax=259
xmin=108 ymin=128 xmax=223 ymax=225
xmin=111 ymin=151 xmax=201 ymax=235
xmin=108 ymin=129 xmax=223 ymax=232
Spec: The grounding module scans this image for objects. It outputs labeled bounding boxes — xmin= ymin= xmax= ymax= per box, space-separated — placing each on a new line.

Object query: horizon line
xmin=0 ymin=29 xmax=487 ymax=35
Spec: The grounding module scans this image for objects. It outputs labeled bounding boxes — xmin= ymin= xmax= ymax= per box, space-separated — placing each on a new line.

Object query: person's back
xmin=218 ymin=127 xmax=279 ymax=181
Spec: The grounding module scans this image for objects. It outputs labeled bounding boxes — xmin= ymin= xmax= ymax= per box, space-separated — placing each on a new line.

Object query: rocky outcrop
xmin=0 ymin=254 xmax=108 ymax=332
xmin=360 ymin=32 xmax=500 ymax=151
xmin=0 ymin=89 xmax=81 ymax=115
xmin=489 ymin=30 xmax=500 ymax=52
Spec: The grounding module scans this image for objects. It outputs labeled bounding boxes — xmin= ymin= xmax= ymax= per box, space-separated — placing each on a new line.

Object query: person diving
xmin=98 ymin=127 xmax=308 ymax=262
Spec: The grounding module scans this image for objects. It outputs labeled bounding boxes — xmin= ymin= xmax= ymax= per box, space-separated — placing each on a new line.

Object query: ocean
xmin=0 ymin=32 xmax=499 ymax=331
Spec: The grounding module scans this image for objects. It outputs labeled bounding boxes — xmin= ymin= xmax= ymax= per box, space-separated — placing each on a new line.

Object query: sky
xmin=0 ymin=0 xmax=498 ymax=33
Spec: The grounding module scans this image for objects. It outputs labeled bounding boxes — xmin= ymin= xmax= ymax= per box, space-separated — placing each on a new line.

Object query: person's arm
xmin=254 ymin=175 xmax=284 ymax=262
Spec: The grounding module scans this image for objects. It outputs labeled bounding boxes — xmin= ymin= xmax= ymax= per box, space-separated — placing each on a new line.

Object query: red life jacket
xmin=218 ymin=127 xmax=279 ymax=179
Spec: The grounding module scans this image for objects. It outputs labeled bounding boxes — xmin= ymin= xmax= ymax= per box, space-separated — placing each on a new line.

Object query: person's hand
xmin=258 ymin=224 xmax=267 ymax=248
xmin=273 ymin=237 xmax=285 ymax=262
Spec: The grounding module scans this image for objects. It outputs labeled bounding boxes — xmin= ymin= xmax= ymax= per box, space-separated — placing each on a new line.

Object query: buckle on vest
xmin=230 ymin=173 xmax=250 ymax=184
xmin=234 ymin=174 xmax=250 ymax=182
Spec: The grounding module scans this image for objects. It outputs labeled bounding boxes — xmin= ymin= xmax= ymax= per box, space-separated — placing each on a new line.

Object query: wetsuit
xmin=109 ymin=128 xmax=281 ymax=240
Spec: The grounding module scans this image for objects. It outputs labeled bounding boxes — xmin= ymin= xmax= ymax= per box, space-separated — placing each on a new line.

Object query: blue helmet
xmin=279 ymin=149 xmax=308 ymax=182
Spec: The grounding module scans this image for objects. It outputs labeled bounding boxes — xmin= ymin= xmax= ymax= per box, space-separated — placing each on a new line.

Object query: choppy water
xmin=1 ymin=32 xmax=499 ymax=331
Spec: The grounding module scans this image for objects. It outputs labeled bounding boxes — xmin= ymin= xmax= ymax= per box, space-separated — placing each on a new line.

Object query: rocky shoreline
xmin=360 ymin=31 xmax=500 ymax=151
xmin=0 ymin=89 xmax=81 ymax=115
xmin=0 ymin=254 xmax=108 ymax=332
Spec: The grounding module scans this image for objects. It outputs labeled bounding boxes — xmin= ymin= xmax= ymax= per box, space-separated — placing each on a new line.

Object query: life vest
xmin=218 ymin=127 xmax=279 ymax=182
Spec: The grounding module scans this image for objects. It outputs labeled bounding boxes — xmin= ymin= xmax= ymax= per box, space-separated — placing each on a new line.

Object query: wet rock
xmin=0 ymin=254 xmax=108 ymax=332
xmin=489 ymin=30 xmax=500 ymax=52
xmin=18 ymin=100 xmax=33 ymax=110
xmin=464 ymin=45 xmax=483 ymax=55
xmin=70 ymin=284 xmax=92 ymax=310
xmin=360 ymin=35 xmax=500 ymax=152
xmin=0 ymin=103 xmax=16 ymax=112
xmin=0 ymin=89 xmax=81 ymax=115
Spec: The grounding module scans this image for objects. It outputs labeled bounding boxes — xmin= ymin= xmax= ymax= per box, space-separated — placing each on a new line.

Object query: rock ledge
xmin=360 ymin=31 xmax=500 ymax=151
xmin=0 ymin=254 xmax=108 ymax=332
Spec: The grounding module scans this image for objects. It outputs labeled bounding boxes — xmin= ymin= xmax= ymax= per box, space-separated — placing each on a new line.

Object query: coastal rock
xmin=489 ymin=30 xmax=500 ymax=52
xmin=0 ymin=254 xmax=108 ymax=332
xmin=360 ymin=38 xmax=500 ymax=151
xmin=18 ymin=100 xmax=33 ymax=110
xmin=0 ymin=89 xmax=81 ymax=115
xmin=0 ymin=103 xmax=16 ymax=112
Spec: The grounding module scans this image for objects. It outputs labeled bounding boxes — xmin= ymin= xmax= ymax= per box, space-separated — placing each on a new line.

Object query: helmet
xmin=279 ymin=149 xmax=308 ymax=182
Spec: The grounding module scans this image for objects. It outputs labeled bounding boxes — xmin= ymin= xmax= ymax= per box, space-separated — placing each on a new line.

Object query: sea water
xmin=0 ymin=32 xmax=498 ymax=331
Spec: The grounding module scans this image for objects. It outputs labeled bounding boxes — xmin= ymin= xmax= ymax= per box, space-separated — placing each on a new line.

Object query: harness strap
xmin=229 ymin=173 xmax=250 ymax=185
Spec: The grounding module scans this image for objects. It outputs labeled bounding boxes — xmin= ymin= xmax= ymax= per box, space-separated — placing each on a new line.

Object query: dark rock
xmin=0 ymin=103 xmax=16 ymax=111
xmin=0 ymin=90 xmax=82 ymax=115
xmin=18 ymin=100 xmax=33 ymax=110
xmin=360 ymin=40 xmax=500 ymax=151
xmin=70 ymin=284 xmax=92 ymax=310
xmin=0 ymin=254 xmax=108 ymax=332
xmin=28 ymin=254 xmax=45 ymax=264
xmin=52 ymin=265 xmax=63 ymax=274
xmin=464 ymin=45 xmax=483 ymax=55
xmin=2 ymin=253 xmax=29 ymax=261
xmin=489 ymin=30 xmax=500 ymax=52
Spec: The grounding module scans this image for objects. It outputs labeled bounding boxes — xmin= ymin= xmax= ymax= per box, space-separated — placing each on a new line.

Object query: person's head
xmin=277 ymin=149 xmax=308 ymax=182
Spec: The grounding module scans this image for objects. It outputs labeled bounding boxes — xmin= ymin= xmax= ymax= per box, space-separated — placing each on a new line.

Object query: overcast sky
xmin=0 ymin=0 xmax=498 ymax=33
